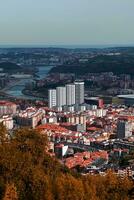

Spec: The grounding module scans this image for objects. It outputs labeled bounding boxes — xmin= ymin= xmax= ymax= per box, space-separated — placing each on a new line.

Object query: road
xmin=57 ymin=142 xmax=96 ymax=151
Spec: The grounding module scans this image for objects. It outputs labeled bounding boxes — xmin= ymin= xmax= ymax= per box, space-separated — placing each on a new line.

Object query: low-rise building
xmin=0 ymin=115 xmax=14 ymax=130
xmin=15 ymin=107 xmax=43 ymax=128
xmin=0 ymin=101 xmax=17 ymax=116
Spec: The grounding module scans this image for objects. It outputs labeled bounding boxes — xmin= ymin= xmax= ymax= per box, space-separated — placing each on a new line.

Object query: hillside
xmin=0 ymin=62 xmax=21 ymax=72
xmin=50 ymin=54 xmax=134 ymax=75
xmin=0 ymin=124 xmax=133 ymax=200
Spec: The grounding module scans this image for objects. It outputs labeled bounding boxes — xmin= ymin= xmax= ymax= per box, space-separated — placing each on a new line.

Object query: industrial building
xmin=118 ymin=95 xmax=134 ymax=106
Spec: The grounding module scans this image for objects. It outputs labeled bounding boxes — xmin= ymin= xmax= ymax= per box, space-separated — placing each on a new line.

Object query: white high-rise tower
xmin=56 ymin=87 xmax=66 ymax=107
xmin=66 ymin=84 xmax=75 ymax=105
xmin=74 ymin=81 xmax=84 ymax=104
xmin=48 ymin=89 xmax=56 ymax=108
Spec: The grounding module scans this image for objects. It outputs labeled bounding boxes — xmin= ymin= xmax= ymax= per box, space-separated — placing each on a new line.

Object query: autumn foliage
xmin=0 ymin=124 xmax=133 ymax=200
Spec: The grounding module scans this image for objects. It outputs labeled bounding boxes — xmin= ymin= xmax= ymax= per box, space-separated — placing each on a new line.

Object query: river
xmin=5 ymin=66 xmax=54 ymax=100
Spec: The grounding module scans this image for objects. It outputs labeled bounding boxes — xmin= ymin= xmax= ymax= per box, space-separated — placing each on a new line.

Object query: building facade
xmin=0 ymin=101 xmax=17 ymax=116
xmin=74 ymin=81 xmax=84 ymax=104
xmin=56 ymin=87 xmax=66 ymax=107
xmin=117 ymin=120 xmax=132 ymax=139
xmin=48 ymin=89 xmax=57 ymax=108
xmin=66 ymin=84 xmax=75 ymax=105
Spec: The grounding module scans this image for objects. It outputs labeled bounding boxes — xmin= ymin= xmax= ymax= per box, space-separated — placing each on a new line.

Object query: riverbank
xmin=1 ymin=65 xmax=53 ymax=100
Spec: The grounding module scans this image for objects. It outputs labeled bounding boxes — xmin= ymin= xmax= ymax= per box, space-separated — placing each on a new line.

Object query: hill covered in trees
xmin=50 ymin=54 xmax=134 ymax=76
xmin=0 ymin=124 xmax=133 ymax=200
xmin=0 ymin=62 xmax=21 ymax=73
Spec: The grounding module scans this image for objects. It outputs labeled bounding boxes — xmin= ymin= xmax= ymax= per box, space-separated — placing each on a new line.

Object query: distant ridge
xmin=50 ymin=53 xmax=134 ymax=75
xmin=0 ymin=44 xmax=134 ymax=49
xmin=0 ymin=62 xmax=21 ymax=72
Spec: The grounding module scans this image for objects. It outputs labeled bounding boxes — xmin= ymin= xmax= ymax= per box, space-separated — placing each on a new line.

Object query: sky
xmin=0 ymin=0 xmax=134 ymax=46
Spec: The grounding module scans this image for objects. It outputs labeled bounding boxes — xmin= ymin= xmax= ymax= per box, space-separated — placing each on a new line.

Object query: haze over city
xmin=0 ymin=0 xmax=134 ymax=46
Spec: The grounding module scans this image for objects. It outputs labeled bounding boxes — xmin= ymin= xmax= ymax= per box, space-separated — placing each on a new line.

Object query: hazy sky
xmin=0 ymin=0 xmax=134 ymax=46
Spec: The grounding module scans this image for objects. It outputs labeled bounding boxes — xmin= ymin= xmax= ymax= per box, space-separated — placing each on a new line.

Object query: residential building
xmin=0 ymin=115 xmax=14 ymax=130
xmin=66 ymin=84 xmax=75 ymax=105
xmin=48 ymin=89 xmax=56 ymax=108
xmin=15 ymin=107 xmax=43 ymax=128
xmin=56 ymin=86 xmax=66 ymax=107
xmin=117 ymin=120 xmax=132 ymax=139
xmin=0 ymin=101 xmax=17 ymax=116
xmin=74 ymin=81 xmax=84 ymax=104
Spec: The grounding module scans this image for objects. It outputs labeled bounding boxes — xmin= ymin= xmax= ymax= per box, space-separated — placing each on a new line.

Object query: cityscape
xmin=0 ymin=47 xmax=134 ymax=199
xmin=0 ymin=0 xmax=134 ymax=199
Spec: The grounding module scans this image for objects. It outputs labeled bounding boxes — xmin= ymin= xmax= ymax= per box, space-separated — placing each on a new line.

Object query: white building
xmin=0 ymin=116 xmax=14 ymax=130
xmin=66 ymin=84 xmax=75 ymax=106
xmin=0 ymin=101 xmax=17 ymax=116
xmin=74 ymin=81 xmax=84 ymax=104
xmin=88 ymin=109 xmax=107 ymax=117
xmin=16 ymin=107 xmax=43 ymax=128
xmin=56 ymin=87 xmax=66 ymax=107
xmin=48 ymin=89 xmax=56 ymax=108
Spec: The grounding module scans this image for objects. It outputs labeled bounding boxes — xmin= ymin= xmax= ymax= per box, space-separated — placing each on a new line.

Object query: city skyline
xmin=0 ymin=0 xmax=134 ymax=46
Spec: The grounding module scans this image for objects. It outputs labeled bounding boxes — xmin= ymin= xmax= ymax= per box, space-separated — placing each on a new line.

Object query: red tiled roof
xmin=87 ymin=127 xmax=101 ymax=131
xmin=37 ymin=123 xmax=68 ymax=132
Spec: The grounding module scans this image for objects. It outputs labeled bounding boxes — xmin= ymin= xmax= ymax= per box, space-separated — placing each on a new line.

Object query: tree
xmin=13 ymin=128 xmax=48 ymax=165
xmin=3 ymin=183 xmax=18 ymax=200
xmin=0 ymin=123 xmax=8 ymax=144
xmin=0 ymin=125 xmax=133 ymax=200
